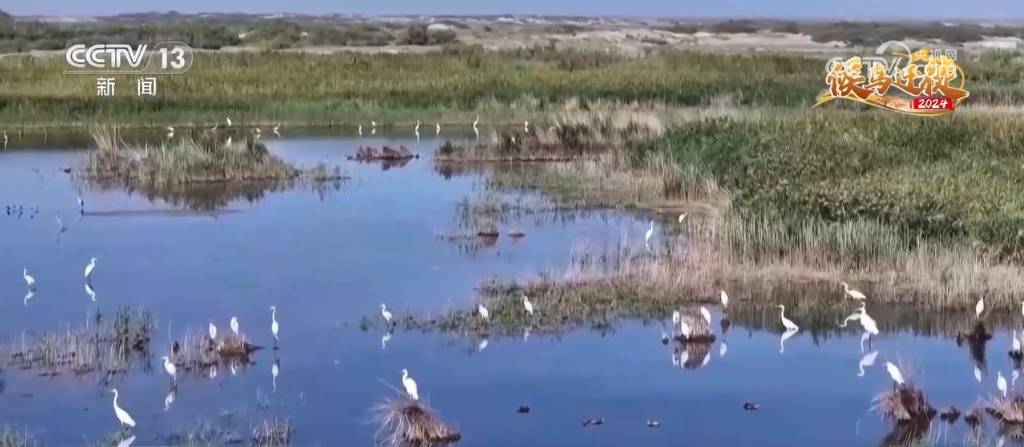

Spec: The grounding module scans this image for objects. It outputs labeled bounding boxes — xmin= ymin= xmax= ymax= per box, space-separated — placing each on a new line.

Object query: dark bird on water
xmin=743 ymin=402 xmax=760 ymax=411
xmin=516 ymin=406 xmax=530 ymax=414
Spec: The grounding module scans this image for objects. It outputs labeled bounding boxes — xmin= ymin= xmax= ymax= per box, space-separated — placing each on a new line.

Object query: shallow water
xmin=0 ymin=130 xmax=1018 ymax=446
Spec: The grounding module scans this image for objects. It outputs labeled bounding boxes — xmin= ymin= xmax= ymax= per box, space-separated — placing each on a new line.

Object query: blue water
xmin=0 ymin=131 xmax=1015 ymax=446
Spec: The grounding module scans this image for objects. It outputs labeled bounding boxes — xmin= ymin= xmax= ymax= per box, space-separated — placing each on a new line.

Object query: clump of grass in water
xmin=86 ymin=125 xmax=301 ymax=183
xmin=0 ymin=425 xmax=36 ymax=447
xmin=4 ymin=306 xmax=154 ymax=379
xmin=250 ymin=419 xmax=292 ymax=446
xmin=872 ymin=369 xmax=935 ymax=423
xmin=987 ymin=393 xmax=1024 ymax=424
xmin=373 ymin=395 xmax=460 ymax=447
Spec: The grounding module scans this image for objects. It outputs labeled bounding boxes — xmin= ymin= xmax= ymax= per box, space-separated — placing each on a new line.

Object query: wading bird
xmin=85 ymin=282 xmax=96 ymax=301
xmin=161 ymin=356 xmax=177 ymax=383
xmin=273 ymin=124 xmax=280 ymax=137
xmin=401 ymin=368 xmax=419 ymax=400
xmin=358 ymin=125 xmax=363 ymax=137
xmin=671 ymin=310 xmax=681 ymax=327
xmin=478 ymin=338 xmax=489 ymax=351
xmin=22 ymin=267 xmax=35 ymax=290
xmin=841 ymin=282 xmax=866 ymax=300
xmin=976 ymin=297 xmax=985 ymax=318
xmin=857 ymin=304 xmax=879 ymax=337
xmin=230 ymin=317 xmax=240 ymax=337
xmin=2 ymin=130 xmax=7 ymax=148
xmin=680 ymin=320 xmax=691 ymax=340
xmin=885 ymin=362 xmax=905 ymax=386
xmin=699 ymin=306 xmax=712 ymax=325
xmin=524 ymin=120 xmax=529 ymax=133
xmin=166 ymin=126 xmax=174 ymax=138
xmin=270 ymin=306 xmax=279 ymax=346
xmin=858 ymin=351 xmax=879 ymax=377
xmin=208 ymin=322 xmax=217 ymax=341
xmin=522 ymin=295 xmax=535 ymax=316
xmin=777 ymin=304 xmax=799 ymax=332
xmin=473 ymin=116 xmax=479 ymax=129
xmin=435 ymin=122 xmax=440 ymax=135
xmin=414 ymin=120 xmax=420 ymax=140
xmin=477 ymin=303 xmax=490 ymax=321
xmin=678 ymin=213 xmax=687 ymax=223
xmin=381 ymin=304 xmax=393 ymax=325
xmin=226 ymin=136 xmax=232 ymax=146
xmin=111 ymin=389 xmax=136 ymax=428
xmin=226 ymin=117 xmax=232 ymax=126
xmin=1013 ymin=330 xmax=1022 ymax=355
xmin=720 ymin=290 xmax=729 ymax=310
xmin=84 ymin=257 xmax=97 ymax=280
xmin=644 ymin=220 xmax=655 ymax=247
xmin=998 ymin=371 xmax=1008 ymax=397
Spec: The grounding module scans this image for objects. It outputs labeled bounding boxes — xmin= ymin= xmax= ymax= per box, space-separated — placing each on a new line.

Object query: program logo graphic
xmin=814 ymin=41 xmax=969 ymax=116
xmin=64 ymin=41 xmax=194 ymax=75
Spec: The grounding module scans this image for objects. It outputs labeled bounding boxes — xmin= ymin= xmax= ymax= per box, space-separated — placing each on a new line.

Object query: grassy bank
xmin=1 ymin=49 xmax=1021 ymax=127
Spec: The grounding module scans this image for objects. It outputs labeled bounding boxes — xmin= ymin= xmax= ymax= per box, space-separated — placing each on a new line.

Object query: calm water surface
xmin=0 ymin=131 xmax=1017 ymax=446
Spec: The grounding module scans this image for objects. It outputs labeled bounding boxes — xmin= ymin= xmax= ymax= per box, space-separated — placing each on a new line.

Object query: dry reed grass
xmin=373 ymin=395 xmax=460 ymax=447
xmin=872 ymin=382 xmax=935 ymax=422
xmin=251 ymin=419 xmax=292 ymax=446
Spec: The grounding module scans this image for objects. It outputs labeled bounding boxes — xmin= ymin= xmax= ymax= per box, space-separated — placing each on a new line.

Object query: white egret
xmin=401 ymin=369 xmax=419 ymax=400
xmin=110 ymin=389 xmax=136 ymax=428
xmin=522 ymin=295 xmax=535 ymax=316
xmin=1014 ymin=330 xmax=1022 ymax=353
xmin=371 ymin=120 xmax=377 ymax=129
xmin=857 ymin=304 xmax=879 ymax=336
xmin=1020 ymin=300 xmax=1024 ymax=318
xmin=2 ymin=130 xmax=6 ymax=147
xmin=975 ymin=365 xmax=983 ymax=383
xmin=435 ymin=122 xmax=440 ymax=135
xmin=885 ymin=362 xmax=905 ymax=386
xmin=166 ymin=126 xmax=174 ymax=138
xmin=85 ymin=282 xmax=96 ymax=301
xmin=164 ymin=389 xmax=175 ymax=411
xmin=699 ymin=306 xmax=712 ymax=325
xmin=671 ymin=310 xmax=681 ymax=327
xmin=208 ymin=322 xmax=217 ymax=341
xmin=84 ymin=257 xmax=97 ymax=280
xmin=857 ymin=351 xmax=879 ymax=377
xmin=777 ymin=304 xmax=799 ymax=332
xmin=679 ymin=320 xmax=691 ymax=339
xmin=524 ymin=120 xmax=529 ymax=133
xmin=226 ymin=116 xmax=232 ymax=126
xmin=719 ymin=341 xmax=728 ymax=358
xmin=678 ymin=213 xmax=687 ymax=223
xmin=976 ymin=297 xmax=985 ymax=318
xmin=161 ymin=356 xmax=177 ymax=382
xmin=225 ymin=136 xmax=232 ymax=146
xmin=840 ymin=282 xmax=867 ymax=300
xmin=779 ymin=328 xmax=797 ymax=353
xmin=477 ymin=303 xmax=490 ymax=321
xmin=22 ymin=267 xmax=35 ymax=290
xmin=644 ymin=220 xmax=654 ymax=246
xmin=381 ymin=304 xmax=393 ymax=325
xmin=381 ymin=331 xmax=392 ymax=350
xmin=473 ymin=116 xmax=479 ymax=129
xmin=273 ymin=124 xmax=280 ymax=137
xmin=998 ymin=371 xmax=1008 ymax=397
xmin=272 ymin=358 xmax=279 ymax=392
xmin=478 ymin=338 xmax=489 ymax=351
xmin=720 ymin=290 xmax=729 ymax=310
xmin=230 ymin=317 xmax=240 ymax=337
xmin=838 ymin=312 xmax=860 ymax=328
xmin=270 ymin=306 xmax=279 ymax=344
xmin=414 ymin=120 xmax=421 ymax=140
xmin=358 ymin=125 xmax=363 ymax=136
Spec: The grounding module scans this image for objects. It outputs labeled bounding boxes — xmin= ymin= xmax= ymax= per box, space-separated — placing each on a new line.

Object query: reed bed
xmin=251 ymin=419 xmax=293 ymax=446
xmin=872 ymin=374 xmax=935 ymax=423
xmin=84 ymin=125 xmax=302 ymax=183
xmin=2 ymin=307 xmax=153 ymax=379
xmin=0 ymin=425 xmax=35 ymax=447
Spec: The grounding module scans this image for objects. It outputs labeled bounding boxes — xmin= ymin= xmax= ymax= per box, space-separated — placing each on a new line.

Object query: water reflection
xmin=779 ymin=328 xmax=798 ymax=354
xmin=84 ymin=177 xmax=346 ymax=212
xmin=858 ymin=351 xmax=879 ymax=377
